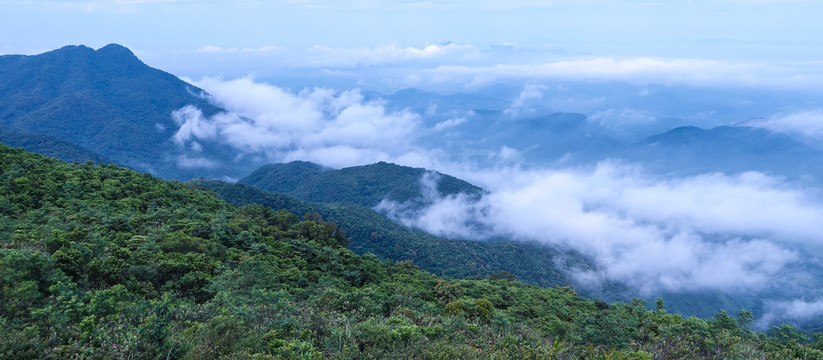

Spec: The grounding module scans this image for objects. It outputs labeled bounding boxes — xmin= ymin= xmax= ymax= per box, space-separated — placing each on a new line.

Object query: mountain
xmin=0 ymin=124 xmax=114 ymax=164
xmin=240 ymin=161 xmax=485 ymax=208
xmin=621 ymin=125 xmax=823 ymax=180
xmin=5 ymin=144 xmax=816 ymax=358
xmin=0 ymin=44 xmax=239 ymax=179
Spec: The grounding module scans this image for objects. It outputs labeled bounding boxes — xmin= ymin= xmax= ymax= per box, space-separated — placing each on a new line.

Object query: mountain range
xmin=3 ymin=44 xmax=823 ymax=184
xmin=3 ymin=44 xmax=823 ymax=329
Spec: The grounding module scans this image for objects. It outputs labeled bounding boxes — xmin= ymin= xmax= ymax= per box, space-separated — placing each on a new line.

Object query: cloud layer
xmin=746 ymin=110 xmax=823 ymax=142
xmin=171 ymin=77 xmax=430 ymax=168
xmin=378 ymin=162 xmax=823 ymax=294
xmin=757 ymin=298 xmax=823 ymax=329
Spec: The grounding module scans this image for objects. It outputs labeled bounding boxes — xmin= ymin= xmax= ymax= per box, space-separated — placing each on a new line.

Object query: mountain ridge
xmin=240 ymin=160 xmax=485 ymax=208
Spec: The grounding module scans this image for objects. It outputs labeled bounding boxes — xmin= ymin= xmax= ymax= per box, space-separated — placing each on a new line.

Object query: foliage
xmin=1 ymin=144 xmax=822 ymax=359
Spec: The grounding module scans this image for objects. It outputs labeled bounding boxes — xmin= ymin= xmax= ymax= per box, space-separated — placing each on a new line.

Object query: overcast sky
xmin=3 ymin=0 xmax=823 ymax=90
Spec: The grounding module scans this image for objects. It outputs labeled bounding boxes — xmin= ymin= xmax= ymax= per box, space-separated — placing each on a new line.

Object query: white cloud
xmin=504 ymin=83 xmax=547 ymax=116
xmin=425 ymin=57 xmax=823 ymax=89
xmin=171 ymin=77 xmax=426 ymax=168
xmin=756 ymin=298 xmax=823 ymax=329
xmin=193 ymin=45 xmax=281 ymax=53
xmin=305 ymin=43 xmax=480 ymax=68
xmin=377 ymin=162 xmax=823 ymax=294
xmin=745 ymin=110 xmax=823 ymax=141
xmin=432 ymin=117 xmax=467 ymax=131
xmin=171 ymin=105 xmax=217 ymax=145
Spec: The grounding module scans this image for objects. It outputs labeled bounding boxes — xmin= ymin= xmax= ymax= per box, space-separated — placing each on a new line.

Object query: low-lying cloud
xmin=378 ymin=162 xmax=823 ymax=295
xmin=306 ymin=43 xmax=480 ymax=68
xmin=171 ymin=77 xmax=430 ymax=168
xmin=746 ymin=110 xmax=823 ymax=142
xmin=756 ymin=298 xmax=823 ymax=329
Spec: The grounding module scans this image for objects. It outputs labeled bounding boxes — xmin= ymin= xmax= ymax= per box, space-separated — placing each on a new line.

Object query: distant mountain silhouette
xmin=622 ymin=125 xmax=823 ymax=180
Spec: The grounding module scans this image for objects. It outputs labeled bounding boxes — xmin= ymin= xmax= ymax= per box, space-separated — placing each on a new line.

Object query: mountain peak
xmin=96 ymin=43 xmax=135 ymax=57
xmin=58 ymin=44 xmax=95 ymax=52
xmin=46 ymin=44 xmax=96 ymax=58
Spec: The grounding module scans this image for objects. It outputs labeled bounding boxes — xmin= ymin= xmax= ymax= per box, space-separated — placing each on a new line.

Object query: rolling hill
xmin=240 ymin=161 xmax=485 ymax=208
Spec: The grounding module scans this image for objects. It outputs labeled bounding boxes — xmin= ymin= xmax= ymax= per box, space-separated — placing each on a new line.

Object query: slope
xmin=0 ymin=124 xmax=114 ymax=165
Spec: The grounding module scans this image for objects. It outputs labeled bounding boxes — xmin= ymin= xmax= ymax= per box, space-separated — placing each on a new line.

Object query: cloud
xmin=425 ymin=57 xmax=823 ymax=89
xmin=193 ymin=45 xmax=282 ymax=53
xmin=744 ymin=110 xmax=823 ymax=141
xmin=504 ymin=83 xmax=547 ymax=116
xmin=756 ymin=298 xmax=823 ymax=329
xmin=305 ymin=43 xmax=481 ymax=68
xmin=377 ymin=162 xmax=823 ymax=294
xmin=171 ymin=77 xmax=428 ymax=168
xmin=432 ymin=117 xmax=467 ymax=132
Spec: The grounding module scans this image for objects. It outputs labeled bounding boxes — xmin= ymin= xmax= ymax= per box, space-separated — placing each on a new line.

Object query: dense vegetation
xmin=3 ymin=145 xmax=823 ymax=359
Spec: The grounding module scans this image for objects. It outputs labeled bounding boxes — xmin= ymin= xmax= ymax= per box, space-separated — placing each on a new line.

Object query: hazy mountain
xmin=620 ymin=125 xmax=823 ymax=180
xmin=0 ymin=44 xmax=236 ymax=179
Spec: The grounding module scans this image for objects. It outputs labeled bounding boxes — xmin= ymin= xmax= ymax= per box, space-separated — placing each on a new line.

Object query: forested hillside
xmin=2 ymin=144 xmax=823 ymax=359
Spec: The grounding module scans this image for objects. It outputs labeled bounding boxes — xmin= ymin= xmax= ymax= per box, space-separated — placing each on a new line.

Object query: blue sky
xmin=3 ymin=0 xmax=823 ymax=91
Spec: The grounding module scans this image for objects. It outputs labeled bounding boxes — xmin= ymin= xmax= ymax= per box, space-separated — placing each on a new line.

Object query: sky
xmin=3 ymin=0 xmax=823 ymax=91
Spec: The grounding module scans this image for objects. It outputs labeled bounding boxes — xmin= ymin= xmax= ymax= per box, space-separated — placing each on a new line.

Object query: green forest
xmin=2 ymin=143 xmax=823 ymax=359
